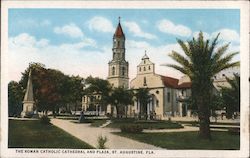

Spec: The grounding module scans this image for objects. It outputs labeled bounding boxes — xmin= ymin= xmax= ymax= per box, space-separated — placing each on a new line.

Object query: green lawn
xmin=115 ymin=131 xmax=240 ymax=150
xmin=107 ymin=118 xmax=183 ymax=129
xmin=8 ymin=119 xmax=94 ymax=148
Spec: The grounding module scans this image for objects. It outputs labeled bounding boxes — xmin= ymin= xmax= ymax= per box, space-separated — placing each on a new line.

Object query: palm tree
xmin=166 ymin=32 xmax=239 ymax=139
xmin=134 ymin=88 xmax=151 ymax=120
xmin=220 ymin=74 xmax=240 ymax=119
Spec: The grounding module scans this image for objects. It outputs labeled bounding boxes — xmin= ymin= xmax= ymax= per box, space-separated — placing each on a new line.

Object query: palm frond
xmin=169 ymin=51 xmax=192 ymax=69
xmin=208 ymin=33 xmax=220 ymax=57
xmin=166 ymin=64 xmax=192 ymax=77
xmin=177 ymin=39 xmax=191 ymax=58
xmin=211 ymin=43 xmax=230 ymax=63
xmin=212 ymin=62 xmax=240 ymax=75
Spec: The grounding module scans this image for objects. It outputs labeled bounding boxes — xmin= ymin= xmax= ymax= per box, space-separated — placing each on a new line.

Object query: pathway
xmin=51 ymin=118 xmax=163 ymax=149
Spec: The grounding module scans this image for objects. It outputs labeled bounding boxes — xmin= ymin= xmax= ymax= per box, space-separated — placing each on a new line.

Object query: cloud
xmin=54 ymin=23 xmax=84 ymax=38
xmin=123 ymin=21 xmax=157 ymax=39
xmin=9 ymin=33 xmax=49 ymax=48
xmin=8 ymin=33 xmax=100 ymax=82
xmin=88 ymin=16 xmax=115 ymax=33
xmin=193 ymin=31 xmax=210 ymax=40
xmin=157 ymin=19 xmax=192 ymax=37
xmin=193 ymin=29 xmax=239 ymax=44
xmin=211 ymin=29 xmax=239 ymax=43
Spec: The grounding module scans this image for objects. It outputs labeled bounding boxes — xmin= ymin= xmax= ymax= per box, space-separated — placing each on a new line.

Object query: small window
xmin=112 ymin=67 xmax=115 ymax=75
xmin=144 ymin=67 xmax=146 ymax=71
xmin=167 ymin=92 xmax=170 ymax=103
xmin=181 ymin=90 xmax=184 ymax=96
xmin=156 ymin=100 xmax=159 ymax=107
xmin=118 ymin=41 xmax=120 ymax=47
xmin=144 ymin=60 xmax=146 ymax=64
xmin=148 ymin=66 xmax=151 ymax=70
xmin=139 ymin=67 xmax=141 ymax=72
xmin=83 ymin=96 xmax=85 ymax=102
xmin=156 ymin=90 xmax=159 ymax=94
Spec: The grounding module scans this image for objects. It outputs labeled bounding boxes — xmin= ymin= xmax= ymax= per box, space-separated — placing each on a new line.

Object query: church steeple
xmin=112 ymin=17 xmax=126 ymax=61
xmin=108 ymin=17 xmax=129 ymax=88
xmin=114 ymin=17 xmax=125 ymax=38
xmin=137 ymin=51 xmax=155 ymax=75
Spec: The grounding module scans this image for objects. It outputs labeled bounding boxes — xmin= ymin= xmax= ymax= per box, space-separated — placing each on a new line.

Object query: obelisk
xmin=21 ymin=70 xmax=35 ymax=117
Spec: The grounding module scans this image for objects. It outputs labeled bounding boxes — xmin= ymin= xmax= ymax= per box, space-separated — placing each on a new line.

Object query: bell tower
xmin=107 ymin=17 xmax=129 ymax=88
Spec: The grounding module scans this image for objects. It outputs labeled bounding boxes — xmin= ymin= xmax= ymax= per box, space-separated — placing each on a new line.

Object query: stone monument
xmin=21 ymin=70 xmax=35 ymax=117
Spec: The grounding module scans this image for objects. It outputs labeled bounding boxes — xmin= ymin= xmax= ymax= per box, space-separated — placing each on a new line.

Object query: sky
xmin=8 ymin=9 xmax=240 ymax=82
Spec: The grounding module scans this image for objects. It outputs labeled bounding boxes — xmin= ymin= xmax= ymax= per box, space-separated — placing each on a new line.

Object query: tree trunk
xmin=125 ymin=106 xmax=128 ymax=118
xmin=197 ymin=96 xmax=211 ymax=140
xmin=116 ymin=105 xmax=119 ymax=118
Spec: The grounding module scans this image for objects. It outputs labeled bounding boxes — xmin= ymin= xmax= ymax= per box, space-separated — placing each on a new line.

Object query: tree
xmin=134 ymin=88 xmax=151 ymax=119
xmin=65 ymin=75 xmax=84 ymax=115
xmin=166 ymin=32 xmax=239 ymax=139
xmin=220 ymin=74 xmax=240 ymax=119
xmin=19 ymin=63 xmax=72 ymax=116
xmin=8 ymin=81 xmax=24 ymax=116
xmin=109 ymin=87 xmax=133 ymax=118
xmin=83 ymin=76 xmax=112 ymax=114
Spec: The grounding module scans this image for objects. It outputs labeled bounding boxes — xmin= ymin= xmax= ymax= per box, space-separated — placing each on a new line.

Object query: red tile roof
xmin=160 ymin=76 xmax=179 ymax=88
xmin=160 ymin=75 xmax=192 ymax=89
xmin=178 ymin=82 xmax=192 ymax=89
xmin=114 ymin=22 xmax=125 ymax=38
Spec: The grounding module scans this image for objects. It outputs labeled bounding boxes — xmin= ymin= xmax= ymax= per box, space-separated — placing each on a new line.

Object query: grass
xmin=115 ymin=131 xmax=240 ymax=150
xmin=107 ymin=118 xmax=183 ymax=129
xmin=8 ymin=119 xmax=94 ymax=148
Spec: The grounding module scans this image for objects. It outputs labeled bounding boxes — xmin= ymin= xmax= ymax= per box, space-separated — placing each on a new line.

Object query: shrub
xmin=40 ymin=115 xmax=51 ymax=125
xmin=120 ymin=124 xmax=143 ymax=133
xmin=97 ymin=135 xmax=108 ymax=149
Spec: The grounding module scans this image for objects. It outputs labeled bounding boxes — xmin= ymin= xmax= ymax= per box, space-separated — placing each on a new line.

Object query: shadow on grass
xmin=8 ymin=119 xmax=94 ymax=148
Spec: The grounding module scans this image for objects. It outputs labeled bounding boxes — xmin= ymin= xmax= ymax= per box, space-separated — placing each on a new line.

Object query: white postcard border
xmin=1 ymin=1 xmax=249 ymax=158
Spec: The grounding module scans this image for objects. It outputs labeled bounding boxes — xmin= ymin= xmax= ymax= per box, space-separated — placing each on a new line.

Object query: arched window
xmin=148 ymin=66 xmax=151 ymax=70
xmin=122 ymin=67 xmax=125 ymax=76
xmin=139 ymin=67 xmax=141 ymax=72
xmin=118 ymin=41 xmax=120 ymax=47
xmin=112 ymin=67 xmax=115 ymax=75
xmin=143 ymin=77 xmax=147 ymax=86
xmin=144 ymin=67 xmax=146 ymax=71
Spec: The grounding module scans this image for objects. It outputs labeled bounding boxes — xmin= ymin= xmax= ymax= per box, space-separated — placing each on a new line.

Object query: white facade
xmin=130 ymin=54 xmax=179 ymax=119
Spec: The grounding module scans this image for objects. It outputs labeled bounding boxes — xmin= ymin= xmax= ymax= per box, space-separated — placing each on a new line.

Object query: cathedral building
xmin=129 ymin=53 xmax=191 ymax=119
